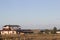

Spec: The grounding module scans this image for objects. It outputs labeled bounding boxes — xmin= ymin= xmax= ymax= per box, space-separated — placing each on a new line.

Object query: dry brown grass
xmin=1 ymin=34 xmax=60 ymax=40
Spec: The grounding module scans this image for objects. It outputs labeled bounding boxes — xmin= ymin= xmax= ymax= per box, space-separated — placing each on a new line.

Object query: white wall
xmin=56 ymin=31 xmax=60 ymax=34
xmin=1 ymin=31 xmax=16 ymax=35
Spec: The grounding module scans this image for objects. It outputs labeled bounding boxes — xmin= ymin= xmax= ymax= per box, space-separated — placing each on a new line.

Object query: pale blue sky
xmin=0 ymin=0 xmax=60 ymax=29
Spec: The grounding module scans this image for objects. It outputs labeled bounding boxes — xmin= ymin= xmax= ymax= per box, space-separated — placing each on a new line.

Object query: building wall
xmin=1 ymin=31 xmax=16 ymax=35
xmin=56 ymin=31 xmax=60 ymax=34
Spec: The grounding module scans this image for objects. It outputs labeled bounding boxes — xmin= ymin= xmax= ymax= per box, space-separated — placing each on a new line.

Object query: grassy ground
xmin=1 ymin=34 xmax=60 ymax=40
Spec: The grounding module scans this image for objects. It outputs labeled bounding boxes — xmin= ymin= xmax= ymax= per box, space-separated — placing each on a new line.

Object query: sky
xmin=0 ymin=0 xmax=60 ymax=29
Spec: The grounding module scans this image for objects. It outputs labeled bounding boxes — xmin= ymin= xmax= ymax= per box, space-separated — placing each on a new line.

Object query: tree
xmin=52 ymin=27 xmax=57 ymax=34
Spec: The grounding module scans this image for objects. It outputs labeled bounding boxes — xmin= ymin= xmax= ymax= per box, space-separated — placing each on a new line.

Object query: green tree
xmin=52 ymin=27 xmax=57 ymax=34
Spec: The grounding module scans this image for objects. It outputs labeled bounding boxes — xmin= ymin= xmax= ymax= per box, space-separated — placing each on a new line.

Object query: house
xmin=0 ymin=25 xmax=33 ymax=35
xmin=0 ymin=25 xmax=21 ymax=35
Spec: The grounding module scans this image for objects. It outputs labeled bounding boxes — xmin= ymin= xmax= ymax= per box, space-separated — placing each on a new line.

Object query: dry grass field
xmin=0 ymin=33 xmax=60 ymax=40
xmin=24 ymin=34 xmax=60 ymax=40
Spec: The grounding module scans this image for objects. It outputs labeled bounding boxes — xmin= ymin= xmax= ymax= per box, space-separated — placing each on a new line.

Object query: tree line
xmin=40 ymin=27 xmax=58 ymax=34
